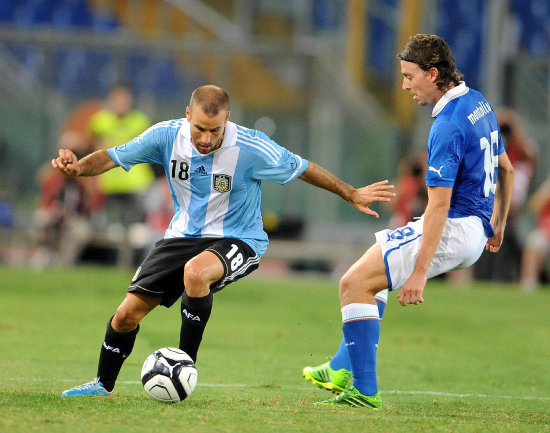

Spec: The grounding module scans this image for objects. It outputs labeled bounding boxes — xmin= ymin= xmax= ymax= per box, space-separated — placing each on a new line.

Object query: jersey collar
xmin=432 ymin=81 xmax=469 ymax=117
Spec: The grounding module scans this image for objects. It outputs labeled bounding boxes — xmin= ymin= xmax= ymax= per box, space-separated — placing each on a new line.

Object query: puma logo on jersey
xmin=428 ymin=165 xmax=444 ymax=177
xmin=182 ymin=309 xmax=201 ymax=322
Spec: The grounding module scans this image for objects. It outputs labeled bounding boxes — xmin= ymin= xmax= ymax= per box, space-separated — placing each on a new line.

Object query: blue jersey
xmin=425 ymin=82 xmax=504 ymax=238
xmin=107 ymin=119 xmax=309 ymax=257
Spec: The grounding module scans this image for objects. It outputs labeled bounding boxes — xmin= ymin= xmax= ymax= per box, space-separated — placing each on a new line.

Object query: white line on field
xmin=5 ymin=377 xmax=550 ymax=402
xmin=382 ymin=389 xmax=550 ymax=401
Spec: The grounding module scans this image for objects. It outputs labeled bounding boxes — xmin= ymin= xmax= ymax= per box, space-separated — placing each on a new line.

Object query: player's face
xmin=186 ymin=105 xmax=230 ymax=155
xmin=400 ymin=60 xmax=439 ymax=106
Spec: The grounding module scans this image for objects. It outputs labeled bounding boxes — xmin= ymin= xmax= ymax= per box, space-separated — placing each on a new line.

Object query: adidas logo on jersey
xmin=194 ymin=166 xmax=207 ymax=175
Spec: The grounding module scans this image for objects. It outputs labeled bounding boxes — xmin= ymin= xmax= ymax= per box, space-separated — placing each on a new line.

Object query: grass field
xmin=1 ymin=265 xmax=549 ymax=433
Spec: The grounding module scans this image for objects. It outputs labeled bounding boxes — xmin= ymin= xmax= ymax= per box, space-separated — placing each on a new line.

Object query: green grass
xmin=1 ymin=265 xmax=549 ymax=433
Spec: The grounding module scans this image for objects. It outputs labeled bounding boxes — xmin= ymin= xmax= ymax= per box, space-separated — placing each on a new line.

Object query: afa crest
xmin=213 ymin=174 xmax=232 ymax=192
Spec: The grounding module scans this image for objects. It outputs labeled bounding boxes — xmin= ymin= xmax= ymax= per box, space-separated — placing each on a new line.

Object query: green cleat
xmin=302 ymin=361 xmax=350 ymax=394
xmin=316 ymin=386 xmax=381 ymax=409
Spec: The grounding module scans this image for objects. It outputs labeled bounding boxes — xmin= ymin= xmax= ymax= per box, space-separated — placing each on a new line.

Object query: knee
xmin=113 ymin=305 xmax=141 ymax=332
xmin=339 ymin=269 xmax=379 ymax=302
xmin=183 ymin=261 xmax=211 ymax=297
xmin=339 ymin=271 xmax=356 ymax=299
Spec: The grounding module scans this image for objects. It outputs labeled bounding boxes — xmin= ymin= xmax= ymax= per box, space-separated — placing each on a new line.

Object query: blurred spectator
xmin=88 ymin=84 xmax=154 ymax=266
xmin=29 ymin=131 xmax=103 ymax=268
xmin=473 ymin=107 xmax=537 ymax=282
xmin=144 ymin=177 xmax=174 ymax=246
xmin=497 ymin=108 xmax=537 ymax=215
xmin=520 ymin=175 xmax=550 ymax=291
xmin=63 ymin=99 xmax=103 ymax=150
xmin=386 ymin=152 xmax=427 ymax=229
xmin=88 ymin=83 xmax=155 ymax=226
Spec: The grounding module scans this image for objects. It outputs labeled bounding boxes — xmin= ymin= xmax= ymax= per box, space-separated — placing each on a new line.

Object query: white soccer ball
xmin=141 ymin=347 xmax=198 ymax=403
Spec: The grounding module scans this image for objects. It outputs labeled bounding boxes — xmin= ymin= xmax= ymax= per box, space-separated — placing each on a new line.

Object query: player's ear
xmin=428 ymin=67 xmax=439 ymax=82
xmin=186 ymin=106 xmax=191 ymax=121
xmin=225 ymin=111 xmax=230 ymax=123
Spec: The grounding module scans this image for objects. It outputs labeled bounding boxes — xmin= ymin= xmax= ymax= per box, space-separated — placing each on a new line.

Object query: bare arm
xmin=51 ymin=149 xmax=116 ymax=177
xmin=397 ymin=186 xmax=451 ymax=306
xmin=299 ymin=161 xmax=395 ymax=218
xmin=486 ymin=152 xmax=514 ymax=253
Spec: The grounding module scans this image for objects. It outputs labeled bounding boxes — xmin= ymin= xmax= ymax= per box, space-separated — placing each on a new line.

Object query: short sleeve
xmin=239 ymin=128 xmax=309 ymax=184
xmin=107 ymin=121 xmax=180 ymax=171
xmin=426 ymin=121 xmax=464 ymax=188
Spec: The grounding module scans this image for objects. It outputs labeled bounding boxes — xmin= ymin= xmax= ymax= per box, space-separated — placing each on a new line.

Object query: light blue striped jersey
xmin=426 ymin=82 xmax=504 ymax=238
xmin=107 ymin=119 xmax=309 ymax=257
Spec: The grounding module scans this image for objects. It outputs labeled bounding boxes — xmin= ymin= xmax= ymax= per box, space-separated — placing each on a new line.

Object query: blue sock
xmin=329 ymin=290 xmax=387 ymax=372
xmin=329 ymin=337 xmax=349 ymax=371
xmin=341 ymin=303 xmax=380 ymax=396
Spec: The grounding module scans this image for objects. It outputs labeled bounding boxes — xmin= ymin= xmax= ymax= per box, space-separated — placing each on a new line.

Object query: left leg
xmin=337 ymin=243 xmax=388 ymax=398
xmin=310 ymin=243 xmax=388 ymax=408
xmin=179 ymin=239 xmax=259 ymax=362
xmin=179 ymin=251 xmax=224 ymax=362
xmin=328 ymin=289 xmax=388 ymax=366
xmin=303 ymin=289 xmax=388 ymax=393
xmin=304 ymin=243 xmax=389 ymax=400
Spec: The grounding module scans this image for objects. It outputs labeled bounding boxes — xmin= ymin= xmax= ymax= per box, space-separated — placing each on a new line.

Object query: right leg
xmin=62 ymin=292 xmax=160 ymax=396
xmin=98 ymin=293 xmax=162 ymax=391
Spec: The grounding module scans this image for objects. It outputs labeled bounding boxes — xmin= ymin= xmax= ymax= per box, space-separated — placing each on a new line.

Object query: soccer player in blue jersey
xmin=52 ymin=84 xmax=395 ymax=397
xmin=303 ymin=34 xmax=515 ymax=408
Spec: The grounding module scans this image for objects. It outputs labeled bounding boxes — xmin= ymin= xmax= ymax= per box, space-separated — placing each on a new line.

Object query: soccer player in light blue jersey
xmin=303 ymin=34 xmax=515 ymax=409
xmin=52 ymin=84 xmax=395 ymax=397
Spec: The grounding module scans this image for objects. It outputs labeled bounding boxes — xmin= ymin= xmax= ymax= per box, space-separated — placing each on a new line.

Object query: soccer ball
xmin=141 ymin=347 xmax=198 ymax=403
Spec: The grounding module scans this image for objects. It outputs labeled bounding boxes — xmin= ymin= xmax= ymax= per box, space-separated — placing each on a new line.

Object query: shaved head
xmin=189 ymin=85 xmax=230 ymax=116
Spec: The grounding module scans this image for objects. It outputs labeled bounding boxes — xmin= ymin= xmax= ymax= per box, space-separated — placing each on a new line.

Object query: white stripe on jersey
xmin=167 ymin=130 xmax=194 ymax=235
xmin=237 ymin=126 xmax=282 ymax=164
xmin=203 ymin=146 xmax=241 ymax=236
xmin=281 ymin=157 xmax=305 ymax=184
xmin=109 ymin=149 xmax=125 ymax=167
xmin=136 ymin=119 xmax=182 ymax=142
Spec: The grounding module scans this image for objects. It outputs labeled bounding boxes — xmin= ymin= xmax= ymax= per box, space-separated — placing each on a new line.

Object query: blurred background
xmin=0 ymin=0 xmax=549 ymax=286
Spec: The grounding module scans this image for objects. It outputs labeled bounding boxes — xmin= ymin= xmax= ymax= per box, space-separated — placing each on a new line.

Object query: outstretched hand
xmin=350 ymin=180 xmax=395 ymax=218
xmin=51 ymin=148 xmax=81 ymax=176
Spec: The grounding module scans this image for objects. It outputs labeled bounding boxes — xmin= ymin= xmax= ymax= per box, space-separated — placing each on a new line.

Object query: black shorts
xmin=128 ymin=237 xmax=260 ymax=307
